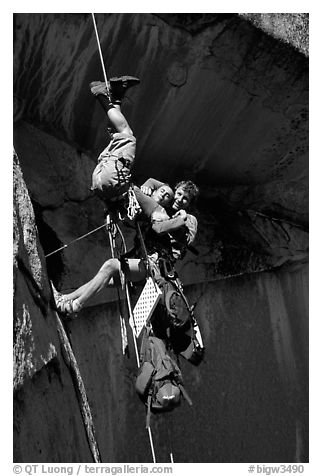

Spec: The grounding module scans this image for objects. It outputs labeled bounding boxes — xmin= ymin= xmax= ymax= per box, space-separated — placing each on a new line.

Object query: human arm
xmin=141 ymin=178 xmax=165 ymax=196
xmin=151 ymin=210 xmax=198 ymax=239
xmin=184 ymin=214 xmax=198 ymax=245
xmin=134 ymin=186 xmax=196 ymax=237
xmin=133 ymin=186 xmax=160 ymax=217
xmin=169 ymin=213 xmax=198 ymax=247
xmin=151 ymin=213 xmax=187 ymax=234
xmin=133 ymin=186 xmax=186 ymax=234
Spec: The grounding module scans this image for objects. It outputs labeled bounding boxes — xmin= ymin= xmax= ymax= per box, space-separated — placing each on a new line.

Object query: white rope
xmin=91 ymin=13 xmax=109 ymax=89
xmin=147 ymin=427 xmax=156 ymax=463
xmin=91 ymin=18 xmax=158 ymax=461
xmin=114 ymin=220 xmax=156 ymax=460
xmin=125 ymin=283 xmax=140 ymax=368
xmin=45 ymin=223 xmax=107 ymax=258
xmin=114 ymin=222 xmax=140 ymax=367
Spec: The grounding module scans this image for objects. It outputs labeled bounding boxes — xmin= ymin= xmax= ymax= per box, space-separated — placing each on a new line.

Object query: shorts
xmin=91 ymin=132 xmax=136 ymax=201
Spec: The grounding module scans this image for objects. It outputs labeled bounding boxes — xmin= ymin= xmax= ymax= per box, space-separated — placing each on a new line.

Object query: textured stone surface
xmin=13 ymin=152 xmax=94 ymax=462
xmin=13 ymin=13 xmax=309 ymax=463
xmin=13 ymin=150 xmax=57 ymax=387
xmin=14 ymin=118 xmax=308 ymax=300
xmin=14 ymin=13 xmax=308 ymax=225
xmin=240 ymin=14 xmax=309 ymax=56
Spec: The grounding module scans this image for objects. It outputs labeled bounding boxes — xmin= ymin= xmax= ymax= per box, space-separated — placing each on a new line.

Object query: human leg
xmin=75 ymin=258 xmax=121 ymax=308
xmin=72 ymin=258 xmax=146 ymax=302
xmin=63 ymin=280 xmax=95 ymax=301
xmin=90 ymin=77 xmax=139 ymax=200
xmin=90 ymin=76 xmax=139 ymax=134
xmin=54 ymin=258 xmax=120 ymax=314
xmin=105 ymin=105 xmax=132 ymax=135
xmin=55 ymin=258 xmax=147 ymax=315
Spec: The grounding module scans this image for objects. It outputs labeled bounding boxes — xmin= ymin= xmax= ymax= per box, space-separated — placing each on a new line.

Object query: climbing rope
xmin=112 ymin=220 xmax=156 ymax=461
xmin=136 ymin=221 xmax=159 ymax=293
xmin=45 ymin=223 xmax=107 ymax=258
xmin=105 ymin=216 xmax=128 ymax=353
xmin=107 ymin=217 xmax=140 ymax=367
xmin=91 ymin=13 xmax=109 ymax=89
xmin=49 ymin=14 xmax=158 ymax=463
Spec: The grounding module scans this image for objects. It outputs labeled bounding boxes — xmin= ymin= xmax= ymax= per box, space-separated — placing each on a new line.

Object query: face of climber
xmin=152 ymin=185 xmax=174 ymax=208
xmin=172 ymin=186 xmax=191 ymax=211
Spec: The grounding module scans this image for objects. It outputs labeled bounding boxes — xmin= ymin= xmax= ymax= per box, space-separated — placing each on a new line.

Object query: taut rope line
xmin=91 ymin=13 xmax=109 ymax=89
xmin=115 ymin=222 xmax=140 ymax=367
xmin=45 ymin=223 xmax=107 ymax=258
xmin=110 ymin=218 xmax=156 ymax=461
xmin=114 ymin=224 xmax=156 ymax=462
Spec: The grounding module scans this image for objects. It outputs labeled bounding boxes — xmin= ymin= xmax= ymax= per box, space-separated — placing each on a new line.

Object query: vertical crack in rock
xmin=13 ymin=149 xmax=102 ymax=462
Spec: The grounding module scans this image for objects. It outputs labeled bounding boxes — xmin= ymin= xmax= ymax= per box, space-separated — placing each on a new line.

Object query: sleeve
xmin=152 ymin=215 xmax=187 ymax=234
xmin=185 ymin=214 xmax=198 ymax=245
xmin=142 ymin=177 xmax=165 ymax=191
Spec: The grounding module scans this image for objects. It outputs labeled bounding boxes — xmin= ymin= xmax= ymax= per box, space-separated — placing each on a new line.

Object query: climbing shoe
xmin=110 ymin=76 xmax=140 ymax=102
xmin=90 ymin=76 xmax=140 ymax=105
xmin=56 ymin=296 xmax=82 ymax=318
xmin=90 ymin=81 xmax=115 ymax=111
xmin=56 ymin=297 xmax=74 ymax=315
xmin=51 ymin=282 xmax=82 ymax=317
xmin=90 ymin=81 xmax=109 ymax=97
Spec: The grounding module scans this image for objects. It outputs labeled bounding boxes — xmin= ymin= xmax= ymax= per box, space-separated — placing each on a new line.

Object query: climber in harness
xmin=89 ymin=75 xmax=140 ymax=202
xmin=53 ymin=180 xmax=198 ymax=314
xmin=132 ymin=184 xmax=193 ymax=236
xmin=134 ymin=179 xmax=204 ymax=363
xmin=53 ymin=182 xmax=176 ymax=314
xmin=139 ymin=178 xmax=199 ymax=259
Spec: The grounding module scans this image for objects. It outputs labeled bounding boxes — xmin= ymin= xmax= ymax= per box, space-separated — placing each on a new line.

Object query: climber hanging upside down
xmin=89 ymin=75 xmax=140 ymax=201
xmin=54 ymin=179 xmax=199 ymax=315
xmin=53 ymin=72 xmax=199 ymax=314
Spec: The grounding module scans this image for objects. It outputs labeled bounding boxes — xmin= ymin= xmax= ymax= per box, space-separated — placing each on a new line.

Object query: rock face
xmin=13 ymin=151 xmax=94 ymax=462
xmin=13 ymin=13 xmax=308 ymax=462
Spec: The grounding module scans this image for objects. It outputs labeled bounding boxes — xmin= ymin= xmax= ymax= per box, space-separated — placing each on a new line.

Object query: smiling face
xmin=152 ymin=185 xmax=174 ymax=208
xmin=172 ymin=186 xmax=191 ymax=211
